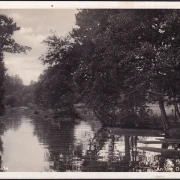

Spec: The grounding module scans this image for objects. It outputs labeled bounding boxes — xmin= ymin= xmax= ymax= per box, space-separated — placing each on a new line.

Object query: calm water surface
xmin=0 ymin=109 xmax=180 ymax=172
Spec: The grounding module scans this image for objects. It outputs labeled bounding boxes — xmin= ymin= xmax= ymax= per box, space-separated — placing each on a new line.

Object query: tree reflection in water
xmin=2 ymin=108 xmax=22 ymax=131
xmin=2 ymin=109 xmax=180 ymax=172
xmin=33 ymin=118 xmax=77 ymax=172
xmin=31 ymin=117 xmax=180 ymax=172
xmin=0 ymin=117 xmax=5 ymax=172
xmin=0 ymin=137 xmax=3 ymax=171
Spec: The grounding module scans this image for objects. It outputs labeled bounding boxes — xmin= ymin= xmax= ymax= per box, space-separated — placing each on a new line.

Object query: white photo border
xmin=1 ymin=1 xmax=180 ymax=179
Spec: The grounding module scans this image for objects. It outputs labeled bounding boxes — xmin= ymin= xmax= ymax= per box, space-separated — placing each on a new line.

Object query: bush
xmin=4 ymin=95 xmax=20 ymax=107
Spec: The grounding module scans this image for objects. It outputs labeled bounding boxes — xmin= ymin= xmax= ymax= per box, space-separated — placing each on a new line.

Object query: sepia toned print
xmin=1 ymin=9 xmax=180 ymax=173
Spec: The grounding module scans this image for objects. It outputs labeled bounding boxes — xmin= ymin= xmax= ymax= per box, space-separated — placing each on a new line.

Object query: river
xmin=0 ymin=108 xmax=179 ymax=172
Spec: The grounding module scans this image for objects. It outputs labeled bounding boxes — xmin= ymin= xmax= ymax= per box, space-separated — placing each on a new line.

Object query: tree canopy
xmin=35 ymin=10 xmax=180 ymax=128
xmin=0 ymin=14 xmax=31 ymax=114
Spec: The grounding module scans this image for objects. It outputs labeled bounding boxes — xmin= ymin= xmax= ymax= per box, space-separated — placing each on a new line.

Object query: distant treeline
xmin=3 ymin=74 xmax=35 ymax=108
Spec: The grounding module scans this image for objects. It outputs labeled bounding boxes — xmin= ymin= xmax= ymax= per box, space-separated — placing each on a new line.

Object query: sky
xmin=1 ymin=9 xmax=78 ymax=85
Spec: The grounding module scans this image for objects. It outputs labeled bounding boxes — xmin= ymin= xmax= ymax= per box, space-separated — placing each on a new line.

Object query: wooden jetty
xmin=138 ymin=140 xmax=162 ymax=144
xmin=107 ymin=128 xmax=164 ymax=137
xmin=137 ymin=147 xmax=180 ymax=155
xmin=156 ymin=138 xmax=180 ymax=144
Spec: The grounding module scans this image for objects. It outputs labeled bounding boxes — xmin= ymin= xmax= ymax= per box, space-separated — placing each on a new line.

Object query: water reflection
xmin=2 ymin=109 xmax=22 ymax=131
xmin=0 ymin=109 xmax=180 ymax=172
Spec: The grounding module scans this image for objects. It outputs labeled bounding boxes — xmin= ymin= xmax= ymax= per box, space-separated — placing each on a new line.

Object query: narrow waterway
xmin=0 ymin=108 xmax=179 ymax=172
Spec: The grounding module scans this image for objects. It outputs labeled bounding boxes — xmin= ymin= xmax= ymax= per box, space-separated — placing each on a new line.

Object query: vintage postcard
xmin=0 ymin=1 xmax=180 ymax=179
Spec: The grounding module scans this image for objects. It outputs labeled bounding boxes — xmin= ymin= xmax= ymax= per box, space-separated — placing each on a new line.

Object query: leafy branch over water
xmin=33 ymin=10 xmax=180 ymax=133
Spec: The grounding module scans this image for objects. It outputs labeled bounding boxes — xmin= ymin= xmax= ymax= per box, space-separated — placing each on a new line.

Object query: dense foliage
xmin=4 ymin=74 xmax=35 ymax=107
xmin=34 ymin=10 xmax=180 ymax=129
xmin=0 ymin=14 xmax=31 ymax=115
xmin=34 ymin=35 xmax=81 ymax=117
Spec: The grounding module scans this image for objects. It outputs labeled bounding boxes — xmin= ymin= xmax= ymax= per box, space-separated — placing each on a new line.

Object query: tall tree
xmin=35 ymin=10 xmax=180 ymax=132
xmin=35 ymin=35 xmax=82 ymax=117
xmin=0 ymin=14 xmax=31 ymax=115
xmin=4 ymin=74 xmax=23 ymax=96
xmin=71 ymin=10 xmax=180 ymax=130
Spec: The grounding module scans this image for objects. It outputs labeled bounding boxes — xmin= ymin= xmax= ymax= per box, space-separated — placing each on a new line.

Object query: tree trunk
xmin=93 ymin=107 xmax=115 ymax=126
xmin=93 ymin=109 xmax=102 ymax=120
xmin=159 ymin=100 xmax=170 ymax=132
xmin=69 ymin=103 xmax=81 ymax=119
xmin=173 ymin=97 xmax=180 ymax=123
xmin=169 ymin=86 xmax=180 ymax=123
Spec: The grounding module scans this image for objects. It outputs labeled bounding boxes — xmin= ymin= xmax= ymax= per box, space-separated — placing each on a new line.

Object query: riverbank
xmin=1 ymin=103 xmax=176 ymax=131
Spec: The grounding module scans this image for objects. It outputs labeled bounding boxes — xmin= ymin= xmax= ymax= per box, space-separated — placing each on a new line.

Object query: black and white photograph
xmin=1 ymin=2 xmax=180 ymax=176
